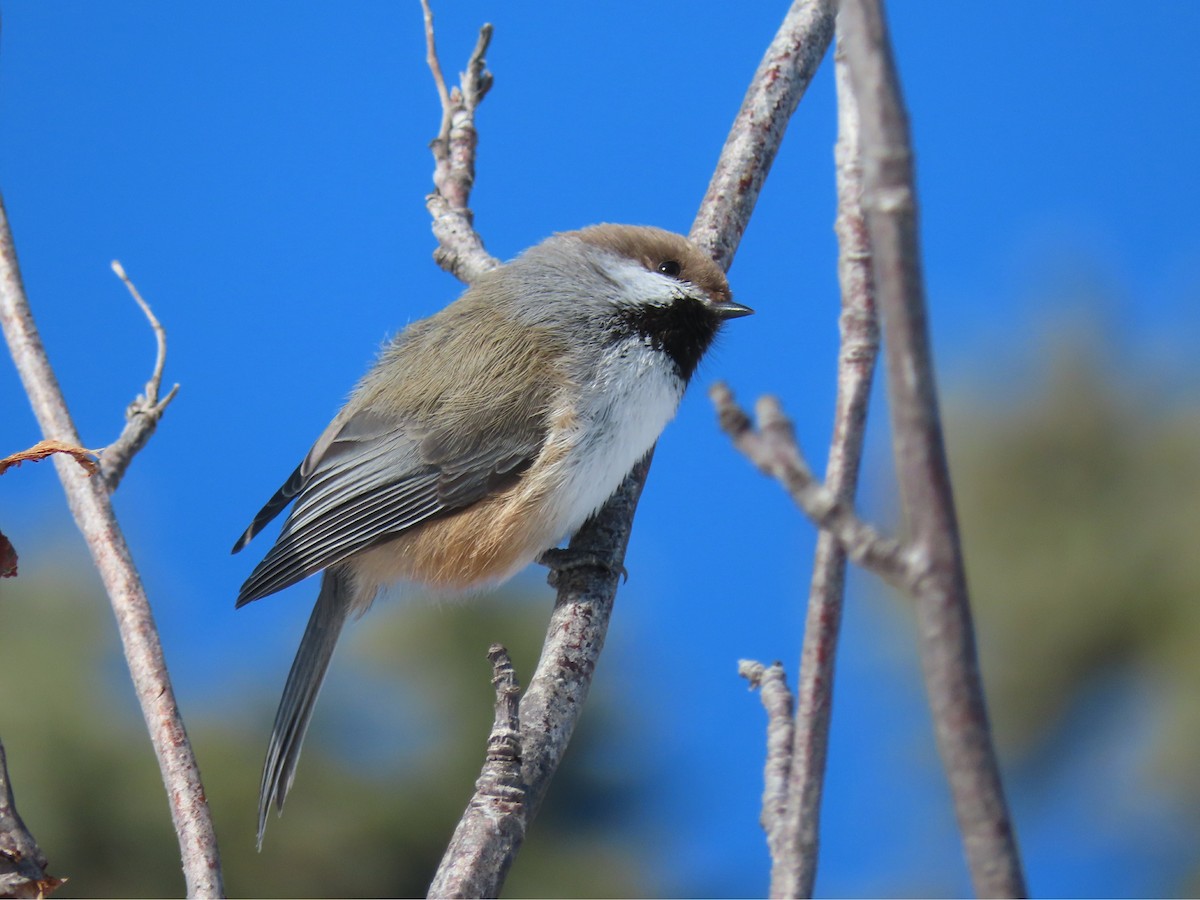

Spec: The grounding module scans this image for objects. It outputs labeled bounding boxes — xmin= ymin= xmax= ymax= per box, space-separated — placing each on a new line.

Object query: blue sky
xmin=3 ymin=2 xmax=1199 ymax=896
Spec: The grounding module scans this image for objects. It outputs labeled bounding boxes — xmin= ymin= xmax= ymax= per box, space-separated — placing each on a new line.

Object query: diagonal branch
xmin=423 ymin=1 xmax=836 ymax=895
xmin=0 ymin=194 xmax=224 ymax=897
xmin=711 ymin=384 xmax=909 ymax=587
xmin=692 ymin=0 xmax=836 ymax=271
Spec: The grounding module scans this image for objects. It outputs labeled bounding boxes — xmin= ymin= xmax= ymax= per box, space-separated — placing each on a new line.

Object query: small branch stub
xmin=738 ymin=659 xmax=795 ymax=870
xmin=0 ymin=738 xmax=62 ymax=898
xmin=710 ymin=382 xmax=910 ymax=586
xmin=427 ymin=645 xmax=525 ymax=899
xmin=101 ymin=261 xmax=180 ymax=493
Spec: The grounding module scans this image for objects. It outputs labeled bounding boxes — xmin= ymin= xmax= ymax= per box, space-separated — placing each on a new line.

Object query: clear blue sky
xmin=3 ymin=2 xmax=1198 ymax=896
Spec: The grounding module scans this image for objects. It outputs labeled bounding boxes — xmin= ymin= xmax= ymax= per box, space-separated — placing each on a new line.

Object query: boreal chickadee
xmin=233 ymin=223 xmax=751 ymax=845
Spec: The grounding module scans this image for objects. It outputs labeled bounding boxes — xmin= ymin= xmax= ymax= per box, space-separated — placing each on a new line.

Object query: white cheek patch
xmin=606 ymin=258 xmax=689 ymax=309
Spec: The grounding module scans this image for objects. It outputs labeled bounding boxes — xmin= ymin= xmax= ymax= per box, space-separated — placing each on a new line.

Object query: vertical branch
xmin=774 ymin=31 xmax=880 ymax=898
xmin=421 ymin=0 xmax=498 ymax=284
xmin=0 ymin=195 xmax=225 ymax=898
xmin=738 ymin=661 xmax=796 ymax=874
xmin=836 ymin=0 xmax=1026 ymax=895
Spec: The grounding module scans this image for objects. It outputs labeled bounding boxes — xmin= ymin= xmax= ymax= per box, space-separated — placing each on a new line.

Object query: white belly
xmin=544 ymin=340 xmax=685 ymax=542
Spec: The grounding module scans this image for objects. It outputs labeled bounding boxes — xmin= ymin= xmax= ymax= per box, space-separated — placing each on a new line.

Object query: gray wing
xmin=234 ymin=406 xmax=545 ymax=608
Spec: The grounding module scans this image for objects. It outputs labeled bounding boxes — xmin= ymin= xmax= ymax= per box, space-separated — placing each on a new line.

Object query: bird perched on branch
xmin=233 ymin=223 xmax=751 ymax=846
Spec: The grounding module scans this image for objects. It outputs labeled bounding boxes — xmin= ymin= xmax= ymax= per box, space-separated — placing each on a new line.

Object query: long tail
xmin=256 ymin=567 xmax=356 ymax=849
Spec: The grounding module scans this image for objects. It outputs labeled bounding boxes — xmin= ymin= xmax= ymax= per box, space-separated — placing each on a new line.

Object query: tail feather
xmin=256 ymin=568 xmax=356 ymax=849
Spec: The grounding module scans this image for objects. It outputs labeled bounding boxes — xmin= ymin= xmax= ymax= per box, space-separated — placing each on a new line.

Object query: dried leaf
xmin=0 ymin=440 xmax=99 ymax=477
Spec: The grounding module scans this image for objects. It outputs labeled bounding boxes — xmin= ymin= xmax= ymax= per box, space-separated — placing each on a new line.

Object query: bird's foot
xmin=537 ymin=547 xmax=628 ymax=590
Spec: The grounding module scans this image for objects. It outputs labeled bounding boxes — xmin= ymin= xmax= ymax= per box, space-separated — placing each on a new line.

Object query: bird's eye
xmin=657 ymin=260 xmax=682 ymax=278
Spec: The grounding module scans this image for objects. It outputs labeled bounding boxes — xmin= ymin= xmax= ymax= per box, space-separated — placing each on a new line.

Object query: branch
xmin=773 ymin=33 xmax=880 ymax=897
xmin=0 ymin=737 xmax=62 ymax=898
xmin=692 ymin=0 xmax=836 ymax=271
xmin=833 ymin=0 xmax=1026 ymax=894
xmin=428 ymin=646 xmax=525 ymax=898
xmin=100 ymin=261 xmax=180 ymax=493
xmin=711 ymin=384 xmax=909 ymax=587
xmin=738 ymin=661 xmax=795 ymax=874
xmin=424 ymin=1 xmax=836 ymax=894
xmin=0 ymin=194 xmax=225 ymax=897
xmin=421 ymin=0 xmax=499 ymax=284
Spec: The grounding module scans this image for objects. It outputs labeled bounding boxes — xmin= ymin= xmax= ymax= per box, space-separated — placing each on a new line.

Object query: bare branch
xmin=692 ymin=0 xmax=835 ymax=269
xmin=711 ymin=383 xmax=910 ymax=587
xmin=774 ymin=34 xmax=880 ymax=897
xmin=738 ymin=661 xmax=795 ymax=873
xmin=428 ymin=645 xmax=525 ymax=898
xmin=837 ymin=0 xmax=1026 ymax=894
xmin=0 ymin=737 xmax=62 ymax=898
xmin=100 ymin=261 xmax=180 ymax=492
xmin=426 ymin=0 xmax=835 ymax=892
xmin=0 ymin=194 xmax=225 ymax=897
xmin=421 ymin=0 xmax=498 ymax=284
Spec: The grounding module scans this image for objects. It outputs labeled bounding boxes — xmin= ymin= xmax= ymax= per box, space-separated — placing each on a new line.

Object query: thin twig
xmin=421 ymin=0 xmax=498 ymax=284
xmin=101 ymin=260 xmax=180 ymax=492
xmin=421 ymin=0 xmax=453 ymax=136
xmin=712 ymin=384 xmax=910 ymax=587
xmin=0 ymin=737 xmax=62 ymax=898
xmin=774 ymin=32 xmax=880 ymax=898
xmin=0 ymin=194 xmax=225 ymax=897
xmin=424 ymin=1 xmax=837 ymax=893
xmin=738 ymin=661 xmax=795 ymax=873
xmin=428 ymin=646 xmax=525 ymax=898
xmin=836 ymin=0 xmax=1026 ymax=894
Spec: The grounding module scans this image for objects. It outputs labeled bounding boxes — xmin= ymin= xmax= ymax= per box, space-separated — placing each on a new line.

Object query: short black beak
xmin=709 ymin=298 xmax=754 ymax=320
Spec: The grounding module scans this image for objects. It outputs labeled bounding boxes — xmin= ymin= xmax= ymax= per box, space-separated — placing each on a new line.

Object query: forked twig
xmin=101 ymin=261 xmax=180 ymax=492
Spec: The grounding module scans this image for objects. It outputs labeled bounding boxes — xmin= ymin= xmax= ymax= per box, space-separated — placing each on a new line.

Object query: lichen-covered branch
xmin=0 ymin=193 xmax=224 ymax=898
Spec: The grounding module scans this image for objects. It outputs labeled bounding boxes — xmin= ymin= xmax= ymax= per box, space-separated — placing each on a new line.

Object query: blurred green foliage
xmin=0 ymin=570 xmax=658 ymax=897
xmin=945 ymin=332 xmax=1200 ymax=815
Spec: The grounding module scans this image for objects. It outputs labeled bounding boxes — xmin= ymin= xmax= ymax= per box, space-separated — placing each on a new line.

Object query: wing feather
xmin=234 ymin=403 xmax=548 ymax=607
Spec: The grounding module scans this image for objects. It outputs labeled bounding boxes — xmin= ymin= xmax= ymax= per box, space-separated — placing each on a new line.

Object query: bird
xmin=233 ymin=223 xmax=751 ymax=845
